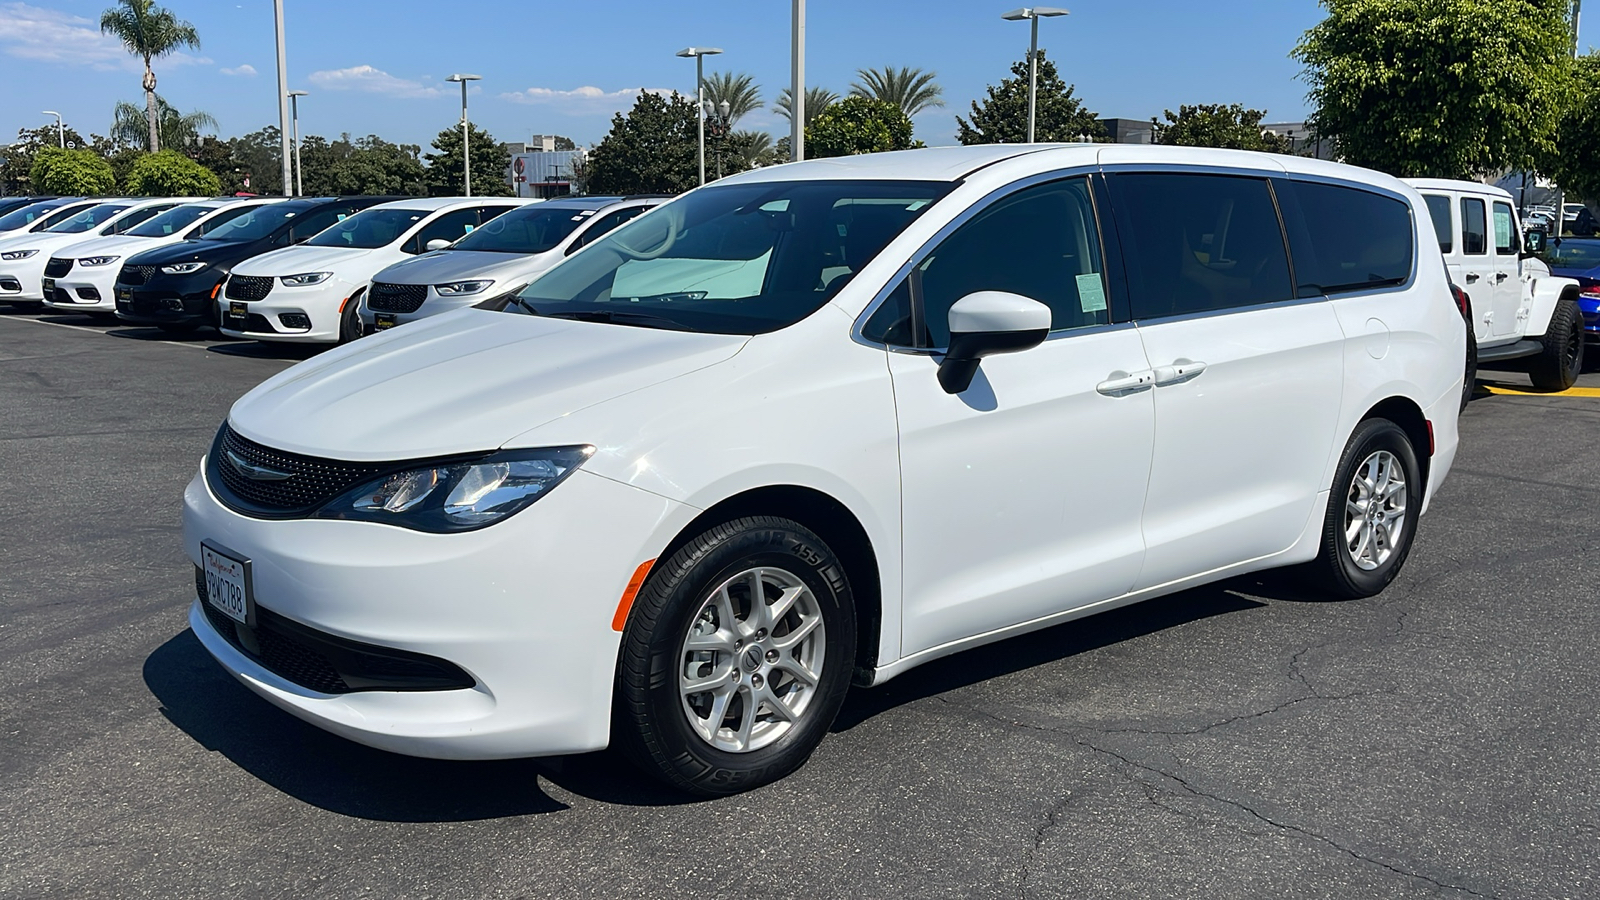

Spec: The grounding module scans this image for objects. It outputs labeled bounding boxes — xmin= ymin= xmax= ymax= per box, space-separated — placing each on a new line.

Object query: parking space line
xmin=1482 ymin=384 xmax=1600 ymax=398
xmin=0 ymin=314 xmax=215 ymax=351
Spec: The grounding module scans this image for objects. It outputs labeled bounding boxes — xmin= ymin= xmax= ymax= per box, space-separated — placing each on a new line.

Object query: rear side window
xmin=1492 ymin=202 xmax=1517 ymax=255
xmin=1106 ymin=173 xmax=1292 ymax=319
xmin=1423 ymin=195 xmax=1453 ymax=253
xmin=1461 ymin=198 xmax=1487 ymax=255
xmin=1283 ymin=181 xmax=1414 ymax=295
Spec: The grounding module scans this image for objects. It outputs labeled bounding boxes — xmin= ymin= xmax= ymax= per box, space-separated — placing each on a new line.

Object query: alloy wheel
xmin=1344 ymin=450 xmax=1409 ymax=571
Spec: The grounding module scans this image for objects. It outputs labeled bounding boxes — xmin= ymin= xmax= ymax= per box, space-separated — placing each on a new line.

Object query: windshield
xmin=126 ymin=203 xmax=214 ymax=238
xmin=1544 ymin=238 xmax=1600 ymax=270
xmin=197 ymin=204 xmax=303 ymax=242
xmin=44 ymin=203 xmax=131 ymax=234
xmin=452 ymin=205 xmax=592 ymax=254
xmin=304 ymin=207 xmax=427 ymax=249
xmin=0 ymin=200 xmax=68 ymax=231
xmin=506 ymin=181 xmax=953 ymax=334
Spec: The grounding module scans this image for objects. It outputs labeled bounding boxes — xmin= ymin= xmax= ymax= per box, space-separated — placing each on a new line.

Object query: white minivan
xmin=184 ymin=145 xmax=1463 ymax=796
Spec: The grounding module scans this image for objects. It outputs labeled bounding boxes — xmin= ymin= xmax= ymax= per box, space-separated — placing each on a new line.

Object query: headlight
xmin=160 ymin=261 xmax=207 ymax=275
xmin=1 ymin=249 xmax=38 ymax=261
xmin=280 ymin=271 xmax=333 ymax=286
xmin=79 ymin=255 xmax=120 ymax=267
xmin=436 ymin=280 xmax=494 ymax=296
xmin=316 ymin=446 xmax=593 ymax=532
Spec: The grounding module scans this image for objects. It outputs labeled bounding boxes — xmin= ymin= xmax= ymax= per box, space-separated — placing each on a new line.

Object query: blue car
xmin=1544 ymin=237 xmax=1600 ymax=341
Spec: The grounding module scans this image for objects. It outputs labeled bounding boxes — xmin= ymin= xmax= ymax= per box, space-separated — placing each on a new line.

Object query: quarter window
xmin=1492 ymin=202 xmax=1517 ymax=255
xmin=1423 ymin=195 xmax=1453 ymax=253
xmin=1283 ymin=181 xmax=1414 ymax=295
xmin=1106 ymin=173 xmax=1293 ymax=319
xmin=1461 ymin=198 xmax=1487 ymax=255
xmin=863 ymin=177 xmax=1109 ymax=348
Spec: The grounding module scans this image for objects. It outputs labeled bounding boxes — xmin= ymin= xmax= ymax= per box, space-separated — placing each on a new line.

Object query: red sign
xmin=514 ymin=157 xmax=526 ymax=175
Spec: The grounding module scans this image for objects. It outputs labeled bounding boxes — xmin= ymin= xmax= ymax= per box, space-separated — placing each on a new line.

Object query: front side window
xmin=1461 ymin=198 xmax=1487 ymax=255
xmin=44 ymin=203 xmax=131 ymax=234
xmin=1106 ymin=173 xmax=1292 ymax=319
xmin=505 ymin=180 xmax=953 ymax=334
xmin=455 ymin=205 xmax=595 ymax=254
xmin=1285 ymin=181 xmax=1414 ymax=295
xmin=570 ymin=206 xmax=653 ymax=252
xmin=863 ymin=177 xmax=1109 ymax=348
xmin=405 ymin=209 xmax=482 ymax=254
xmin=1423 ymin=195 xmax=1453 ymax=253
xmin=304 ymin=207 xmax=428 ymax=249
xmin=127 ymin=203 xmax=214 ymax=237
xmin=1492 ymin=202 xmax=1517 ymax=255
xmin=107 ymin=204 xmax=173 ymax=234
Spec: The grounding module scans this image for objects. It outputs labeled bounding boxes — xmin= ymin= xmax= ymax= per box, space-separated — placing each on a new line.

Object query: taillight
xmin=1451 ymin=284 xmax=1471 ymax=316
xmin=1579 ymin=280 xmax=1600 ymax=300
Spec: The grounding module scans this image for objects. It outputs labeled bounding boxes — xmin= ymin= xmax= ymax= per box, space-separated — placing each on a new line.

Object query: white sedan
xmin=219 ymin=197 xmax=533 ymax=344
xmin=0 ymin=198 xmax=193 ymax=306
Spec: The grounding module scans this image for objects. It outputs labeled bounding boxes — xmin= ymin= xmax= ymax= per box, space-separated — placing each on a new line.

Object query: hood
xmin=0 ymin=230 xmax=94 ymax=254
xmin=228 ymin=308 xmax=748 ymax=460
xmin=51 ymin=233 xmax=158 ymax=260
xmin=372 ymin=249 xmax=553 ymax=287
xmin=126 ymin=237 xmax=269 ymax=268
xmin=231 ymin=244 xmax=375 ymax=277
xmin=1550 ymin=263 xmax=1600 ymax=282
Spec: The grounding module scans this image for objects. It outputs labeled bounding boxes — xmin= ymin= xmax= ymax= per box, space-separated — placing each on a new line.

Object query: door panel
xmin=1490 ymin=201 xmax=1521 ymax=337
xmin=1459 ymin=197 xmax=1495 ymax=341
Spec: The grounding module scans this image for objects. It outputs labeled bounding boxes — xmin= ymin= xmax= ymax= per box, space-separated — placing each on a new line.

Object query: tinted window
xmin=306 ymin=207 xmax=427 ymax=248
xmin=1492 ymin=202 xmax=1517 ymax=255
xmin=863 ymin=178 xmax=1109 ymax=347
xmin=570 ymin=206 xmax=652 ymax=252
xmin=190 ymin=204 xmax=259 ymax=236
xmin=1107 ymin=173 xmax=1292 ymax=318
xmin=289 ymin=206 xmax=355 ymax=243
xmin=198 ymin=204 xmax=307 ymax=242
xmin=455 ymin=205 xmax=591 ymax=254
xmin=508 ymin=180 xmax=951 ymax=334
xmin=1542 ymin=237 xmax=1600 ymax=269
xmin=1423 ymin=194 xmax=1452 ymax=253
xmin=1284 ymin=181 xmax=1414 ymax=295
xmin=1461 ymin=198 xmax=1487 ymax=255
xmin=44 ymin=203 xmax=131 ymax=234
xmin=0 ymin=200 xmax=69 ymax=231
xmin=126 ymin=203 xmax=214 ymax=237
xmin=107 ymin=204 xmax=172 ymax=234
xmin=405 ymin=209 xmax=481 ymax=254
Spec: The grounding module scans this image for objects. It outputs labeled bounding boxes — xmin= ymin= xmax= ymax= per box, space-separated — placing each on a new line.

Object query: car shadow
xmin=205 ymin=340 xmax=324 ymax=361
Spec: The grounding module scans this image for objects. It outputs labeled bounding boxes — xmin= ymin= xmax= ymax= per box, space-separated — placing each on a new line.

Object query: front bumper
xmin=0 ymin=258 xmax=47 ymax=301
xmin=182 ymin=459 xmax=686 ymax=759
xmin=219 ymin=279 xmax=354 ymax=344
xmin=45 ymin=270 xmax=118 ymax=312
xmin=360 ymin=288 xmax=479 ymax=333
xmin=1579 ymin=294 xmax=1598 ymax=340
xmin=114 ymin=277 xmax=224 ymax=327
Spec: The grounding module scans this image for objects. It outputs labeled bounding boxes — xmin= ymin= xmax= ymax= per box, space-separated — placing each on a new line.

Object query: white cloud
xmin=499 ymin=85 xmax=680 ymax=113
xmin=308 ymin=65 xmax=443 ymax=99
xmin=220 ymin=64 xmax=257 ymax=77
xmin=0 ymin=2 xmax=210 ymax=70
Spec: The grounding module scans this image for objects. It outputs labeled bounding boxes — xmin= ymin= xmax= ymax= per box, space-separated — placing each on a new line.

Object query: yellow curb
xmin=1481 ymin=384 xmax=1600 ymax=398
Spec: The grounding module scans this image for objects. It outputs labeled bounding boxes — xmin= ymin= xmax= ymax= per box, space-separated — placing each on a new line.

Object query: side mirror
xmin=425 ymin=239 xmax=452 ymax=252
xmin=1522 ymin=229 xmax=1546 ymax=258
xmin=937 ymin=291 xmax=1051 ymax=394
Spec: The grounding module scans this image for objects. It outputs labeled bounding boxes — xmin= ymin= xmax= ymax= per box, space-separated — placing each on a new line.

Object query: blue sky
xmin=2 ymin=0 xmax=1596 ymax=152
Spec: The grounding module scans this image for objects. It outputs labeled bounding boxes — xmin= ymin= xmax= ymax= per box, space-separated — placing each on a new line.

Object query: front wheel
xmin=1528 ymin=298 xmax=1584 ymax=391
xmin=1301 ymin=418 xmax=1423 ymax=600
xmin=613 ymin=516 xmax=856 ymax=796
xmin=338 ymin=292 xmax=365 ymax=344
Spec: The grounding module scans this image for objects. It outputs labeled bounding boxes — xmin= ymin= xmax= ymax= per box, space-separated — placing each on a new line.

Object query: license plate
xmin=374 ymin=312 xmax=397 ymax=331
xmin=41 ymin=278 xmax=55 ymax=294
xmin=116 ymin=289 xmax=133 ymax=302
xmin=229 ymin=301 xmax=247 ymax=316
xmin=200 ymin=541 xmax=253 ymax=626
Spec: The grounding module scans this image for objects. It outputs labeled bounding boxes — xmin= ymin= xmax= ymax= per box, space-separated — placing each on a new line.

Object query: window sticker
xmin=1492 ymin=208 xmax=1512 ymax=248
xmin=1076 ymin=273 xmax=1107 ymax=313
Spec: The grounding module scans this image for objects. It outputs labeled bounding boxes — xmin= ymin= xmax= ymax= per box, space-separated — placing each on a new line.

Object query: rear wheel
xmin=1528 ymin=298 xmax=1584 ymax=391
xmin=613 ymin=516 xmax=856 ymax=796
xmin=1301 ymin=418 xmax=1422 ymax=600
xmin=1461 ymin=312 xmax=1478 ymax=412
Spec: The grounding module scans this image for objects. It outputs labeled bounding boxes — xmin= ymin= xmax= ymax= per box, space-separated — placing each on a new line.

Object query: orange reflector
xmin=209 ymin=282 xmax=223 ymax=300
xmin=612 ymin=559 xmax=656 ymax=632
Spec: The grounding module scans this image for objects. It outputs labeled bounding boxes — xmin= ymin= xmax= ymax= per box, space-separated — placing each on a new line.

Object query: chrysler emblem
xmin=225 ymin=449 xmax=294 ymax=482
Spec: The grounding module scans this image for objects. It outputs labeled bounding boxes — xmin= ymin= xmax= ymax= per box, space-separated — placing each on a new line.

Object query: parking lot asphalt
xmin=1 ymin=307 xmax=1596 ymax=900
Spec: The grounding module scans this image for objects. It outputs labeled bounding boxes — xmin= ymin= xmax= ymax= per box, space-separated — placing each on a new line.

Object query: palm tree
xmin=850 ymin=66 xmax=945 ymax=118
xmin=701 ymin=72 xmax=763 ymax=125
xmin=729 ymin=130 xmax=776 ymax=169
xmin=99 ymin=0 xmax=201 ymax=153
xmin=112 ymin=95 xmax=217 ymax=152
xmin=773 ymin=86 xmax=841 ymax=128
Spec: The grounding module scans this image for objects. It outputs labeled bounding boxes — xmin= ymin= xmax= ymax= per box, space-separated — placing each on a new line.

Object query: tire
xmin=613 ymin=516 xmax=857 ymax=797
xmin=1461 ymin=307 xmax=1478 ymax=412
xmin=157 ymin=322 xmax=199 ymax=335
xmin=1527 ymin=298 xmax=1584 ymax=391
xmin=1301 ymin=418 xmax=1423 ymax=600
xmin=338 ymin=292 xmax=364 ymax=344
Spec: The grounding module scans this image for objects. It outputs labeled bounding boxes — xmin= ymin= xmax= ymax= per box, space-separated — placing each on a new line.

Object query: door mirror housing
xmin=937 ymin=291 xmax=1052 ymax=394
xmin=425 ymin=238 xmax=452 ymax=252
xmin=1522 ymin=228 xmax=1546 ymax=258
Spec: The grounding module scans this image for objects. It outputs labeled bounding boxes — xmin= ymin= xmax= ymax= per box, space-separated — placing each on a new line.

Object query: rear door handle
xmin=1465 ymin=273 xmax=1480 ymax=284
xmin=1096 ymin=370 xmax=1154 ymax=396
xmin=1153 ymin=359 xmax=1208 ymax=386
xmin=1494 ymin=273 xmax=1509 ymax=283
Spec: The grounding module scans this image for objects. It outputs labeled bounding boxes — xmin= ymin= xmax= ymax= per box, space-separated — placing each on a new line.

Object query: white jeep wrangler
xmin=1407 ymin=179 xmax=1586 ymax=395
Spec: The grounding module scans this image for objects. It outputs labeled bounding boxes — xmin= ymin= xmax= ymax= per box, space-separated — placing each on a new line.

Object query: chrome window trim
xmin=850 ymin=165 xmax=1104 ymax=352
xmin=1128 ymin=293 xmax=1331 ymax=330
xmin=884 ymin=319 xmax=1136 ymax=356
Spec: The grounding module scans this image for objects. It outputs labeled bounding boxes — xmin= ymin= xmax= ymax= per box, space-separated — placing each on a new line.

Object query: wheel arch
xmin=656 ymin=485 xmax=883 ymax=686
xmin=1360 ymin=395 xmax=1432 ymax=499
xmin=1525 ymin=278 xmax=1580 ymax=338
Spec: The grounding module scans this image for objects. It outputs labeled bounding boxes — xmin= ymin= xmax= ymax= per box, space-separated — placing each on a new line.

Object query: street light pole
xmin=287 ymin=90 xmax=308 ymax=197
xmin=273 ymin=0 xmax=292 ymax=197
xmin=1002 ymin=7 xmax=1069 ymax=143
xmin=1552 ymin=0 xmax=1581 ymax=234
xmin=447 ymin=74 xmax=482 ymax=196
xmin=792 ymin=0 xmax=805 ymax=162
xmin=676 ymin=47 xmax=723 ymax=186
xmin=41 ymin=111 xmax=63 ymax=148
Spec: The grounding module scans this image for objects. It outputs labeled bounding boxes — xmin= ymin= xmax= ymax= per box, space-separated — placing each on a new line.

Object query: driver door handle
xmin=1096 ymin=370 xmax=1155 ymax=396
xmin=1153 ymin=359 xmax=1208 ymax=386
xmin=1464 ymin=273 xmax=1480 ymax=283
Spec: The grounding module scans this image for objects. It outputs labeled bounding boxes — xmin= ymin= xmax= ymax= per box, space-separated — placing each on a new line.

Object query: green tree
xmin=184 ymin=135 xmax=243 ymax=193
xmin=111 ymin=94 xmax=217 ymax=152
xmin=702 ymin=72 xmax=764 ymax=124
xmin=1294 ymin=0 xmax=1574 ymax=178
xmin=99 ymin=0 xmax=201 ymax=154
xmin=123 ymin=149 xmax=221 ymax=195
xmin=774 ymin=86 xmax=841 ymax=128
xmin=1156 ymin=104 xmax=1290 ymax=153
xmin=955 ymin=51 xmax=1104 ymax=144
xmin=850 ymin=66 xmax=945 ymax=118
xmin=226 ymin=126 xmax=284 ymax=194
xmin=728 ymin=130 xmax=784 ymax=169
xmin=30 ymin=148 xmax=117 ymax=195
xmin=1543 ymin=52 xmax=1600 ymax=203
xmin=807 ymin=96 xmax=915 ymax=159
xmin=301 ymin=133 xmax=425 ymax=196
xmin=585 ymin=91 xmax=699 ymax=195
xmin=424 ymin=123 xmax=512 ymax=196
xmin=2 ymin=125 xmax=91 ymax=194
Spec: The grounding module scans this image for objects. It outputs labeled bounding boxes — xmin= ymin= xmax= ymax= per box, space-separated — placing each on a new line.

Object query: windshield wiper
xmin=539 ymin=309 xmax=686 ymax=330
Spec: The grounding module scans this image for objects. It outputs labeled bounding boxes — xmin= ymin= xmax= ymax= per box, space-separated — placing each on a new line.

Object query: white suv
xmin=1408 ymin=179 xmax=1585 ymax=391
xmin=185 ymin=145 xmax=1463 ymax=796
